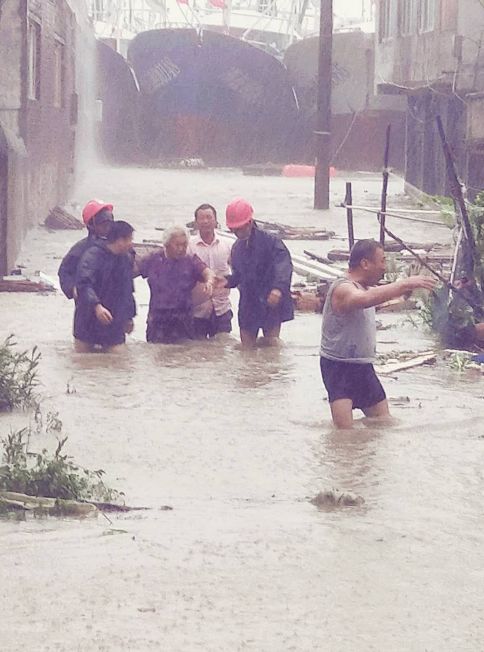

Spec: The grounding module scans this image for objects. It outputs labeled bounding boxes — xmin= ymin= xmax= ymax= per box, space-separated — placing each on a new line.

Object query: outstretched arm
xmin=332 ymin=276 xmax=437 ymax=314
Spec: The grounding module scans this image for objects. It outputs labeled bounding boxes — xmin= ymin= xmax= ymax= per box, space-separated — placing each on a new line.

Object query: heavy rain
xmin=1 ymin=1 xmax=484 ymax=651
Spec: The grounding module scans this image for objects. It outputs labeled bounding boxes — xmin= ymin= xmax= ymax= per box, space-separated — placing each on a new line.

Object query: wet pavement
xmin=1 ymin=166 xmax=484 ymax=651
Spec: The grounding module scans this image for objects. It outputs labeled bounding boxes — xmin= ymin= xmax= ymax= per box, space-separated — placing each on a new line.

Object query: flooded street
xmin=1 ymin=166 xmax=484 ymax=651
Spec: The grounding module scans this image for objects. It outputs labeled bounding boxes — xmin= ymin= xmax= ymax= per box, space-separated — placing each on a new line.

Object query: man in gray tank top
xmin=320 ymin=239 xmax=436 ymax=429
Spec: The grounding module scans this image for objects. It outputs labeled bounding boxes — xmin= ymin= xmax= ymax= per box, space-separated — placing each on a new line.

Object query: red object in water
xmin=210 ymin=0 xmax=225 ymax=7
xmin=177 ymin=0 xmax=189 ymax=4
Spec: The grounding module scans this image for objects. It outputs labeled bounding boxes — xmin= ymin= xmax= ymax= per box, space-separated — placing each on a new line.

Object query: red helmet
xmin=226 ymin=198 xmax=254 ymax=229
xmin=82 ymin=200 xmax=114 ymax=225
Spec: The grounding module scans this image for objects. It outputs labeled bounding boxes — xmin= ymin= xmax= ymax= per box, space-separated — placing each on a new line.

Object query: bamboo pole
xmin=378 ymin=124 xmax=391 ymax=246
xmin=344 ymin=182 xmax=355 ymax=249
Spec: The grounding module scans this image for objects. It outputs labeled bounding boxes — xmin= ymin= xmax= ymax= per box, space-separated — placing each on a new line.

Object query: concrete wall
xmin=375 ymin=0 xmax=484 ymax=93
xmin=0 ymin=0 xmax=27 ymax=273
xmin=375 ymin=0 xmax=484 ymax=199
xmin=22 ymin=0 xmax=77 ymax=228
xmin=0 ymin=0 xmax=91 ymax=274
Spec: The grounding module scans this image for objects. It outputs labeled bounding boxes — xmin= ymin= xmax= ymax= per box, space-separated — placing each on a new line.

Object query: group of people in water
xmin=58 ymin=198 xmax=294 ymax=353
xmin=58 ymin=198 xmax=439 ymax=429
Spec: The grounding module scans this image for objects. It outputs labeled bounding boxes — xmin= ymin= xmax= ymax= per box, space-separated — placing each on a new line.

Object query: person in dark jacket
xmin=74 ymin=221 xmax=135 ymax=353
xmin=58 ymin=200 xmax=114 ymax=300
xmin=222 ymin=198 xmax=294 ymax=348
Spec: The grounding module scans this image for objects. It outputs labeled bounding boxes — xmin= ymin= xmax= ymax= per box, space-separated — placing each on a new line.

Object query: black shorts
xmin=320 ymin=356 xmax=386 ymax=410
xmin=193 ymin=309 xmax=233 ymax=339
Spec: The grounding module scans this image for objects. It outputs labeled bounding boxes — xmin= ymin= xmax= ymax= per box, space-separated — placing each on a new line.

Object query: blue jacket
xmin=74 ymin=243 xmax=135 ymax=346
xmin=229 ymin=224 xmax=294 ymax=326
xmin=58 ymin=233 xmax=99 ymax=300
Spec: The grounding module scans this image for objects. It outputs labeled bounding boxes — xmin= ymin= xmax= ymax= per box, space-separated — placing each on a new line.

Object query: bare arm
xmin=332 ymin=276 xmax=437 ymax=314
xmin=201 ymin=267 xmax=215 ymax=283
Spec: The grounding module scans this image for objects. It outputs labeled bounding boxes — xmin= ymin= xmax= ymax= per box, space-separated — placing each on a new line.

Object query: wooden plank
xmin=375 ymin=352 xmax=437 ymax=375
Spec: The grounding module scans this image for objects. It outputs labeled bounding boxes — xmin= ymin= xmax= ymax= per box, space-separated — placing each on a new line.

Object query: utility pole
xmin=313 ymin=0 xmax=333 ymax=210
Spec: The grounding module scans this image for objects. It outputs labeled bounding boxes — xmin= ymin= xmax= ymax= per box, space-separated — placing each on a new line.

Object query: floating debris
xmin=375 ymin=351 xmax=437 ymax=374
xmin=45 ymin=206 xmax=83 ymax=230
xmin=376 ymin=297 xmax=418 ymax=313
xmin=0 ymin=491 xmax=97 ymax=517
xmin=310 ymin=489 xmax=365 ymax=509
xmin=291 ymin=288 xmax=324 ymax=313
xmin=0 ymin=272 xmax=56 ymax=293
xmin=242 ymin=163 xmax=284 ymax=177
xmin=257 ymin=219 xmax=334 ymax=241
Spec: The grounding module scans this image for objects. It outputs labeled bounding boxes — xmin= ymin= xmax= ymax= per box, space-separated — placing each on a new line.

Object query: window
xmin=92 ymin=0 xmax=106 ymax=21
xmin=53 ymin=39 xmax=65 ymax=108
xmin=419 ymin=0 xmax=435 ymax=33
xmin=400 ymin=0 xmax=416 ymax=36
xmin=27 ymin=19 xmax=41 ymax=100
xmin=379 ymin=0 xmax=394 ymax=41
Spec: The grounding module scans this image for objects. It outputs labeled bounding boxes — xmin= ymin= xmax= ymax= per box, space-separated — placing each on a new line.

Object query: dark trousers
xmin=193 ymin=309 xmax=233 ymax=339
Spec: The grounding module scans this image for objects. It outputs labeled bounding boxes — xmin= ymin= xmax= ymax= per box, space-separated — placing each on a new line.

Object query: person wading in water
xmin=74 ymin=221 xmax=136 ymax=353
xmin=220 ymin=198 xmax=294 ymax=348
xmin=58 ymin=200 xmax=114 ymax=300
xmin=137 ymin=226 xmax=215 ymax=344
xmin=320 ymin=239 xmax=436 ymax=429
xmin=188 ymin=203 xmax=233 ymax=339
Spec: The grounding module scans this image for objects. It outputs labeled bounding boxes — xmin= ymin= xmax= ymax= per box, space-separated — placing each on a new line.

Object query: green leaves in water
xmin=0 ymin=425 xmax=122 ymax=504
xmin=0 ymin=335 xmax=41 ymax=412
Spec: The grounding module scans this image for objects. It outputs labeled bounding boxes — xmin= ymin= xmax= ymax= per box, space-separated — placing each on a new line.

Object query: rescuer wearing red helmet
xmin=220 ymin=198 xmax=294 ymax=347
xmin=58 ymin=200 xmax=114 ymax=300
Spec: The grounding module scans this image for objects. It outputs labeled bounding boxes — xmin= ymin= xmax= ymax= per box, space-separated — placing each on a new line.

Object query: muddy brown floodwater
xmin=1 ymin=167 xmax=484 ymax=651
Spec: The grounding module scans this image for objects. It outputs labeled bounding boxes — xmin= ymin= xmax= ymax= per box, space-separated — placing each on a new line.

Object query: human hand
xmin=203 ymin=279 xmax=214 ymax=297
xmin=124 ymin=319 xmax=134 ymax=334
xmin=400 ymin=275 xmax=437 ymax=295
xmin=95 ymin=304 xmax=113 ymax=325
xmin=213 ymin=276 xmax=228 ymax=289
xmin=267 ymin=288 xmax=282 ymax=307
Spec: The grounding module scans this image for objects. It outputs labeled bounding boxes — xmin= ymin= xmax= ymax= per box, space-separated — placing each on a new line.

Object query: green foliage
xmin=0 ymin=336 xmax=41 ymax=412
xmin=449 ymin=352 xmax=472 ymax=372
xmin=384 ymin=254 xmax=403 ymax=283
xmin=0 ymin=338 xmax=123 ymax=510
xmin=406 ymin=294 xmax=435 ymax=330
xmin=468 ymin=191 xmax=484 ymax=286
xmin=0 ymin=424 xmax=121 ymax=503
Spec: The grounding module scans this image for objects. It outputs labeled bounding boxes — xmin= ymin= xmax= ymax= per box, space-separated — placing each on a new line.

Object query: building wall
xmin=0 ymin=0 xmax=27 ymax=273
xmin=0 ymin=0 xmax=90 ymax=274
xmin=22 ymin=0 xmax=77 ymax=227
xmin=375 ymin=0 xmax=484 ymax=91
xmin=0 ymin=0 xmax=23 ymax=135
xmin=375 ymin=0 xmax=484 ymax=199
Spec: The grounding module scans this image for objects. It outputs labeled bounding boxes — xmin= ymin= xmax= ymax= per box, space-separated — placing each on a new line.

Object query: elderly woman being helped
xmin=138 ymin=226 xmax=215 ymax=343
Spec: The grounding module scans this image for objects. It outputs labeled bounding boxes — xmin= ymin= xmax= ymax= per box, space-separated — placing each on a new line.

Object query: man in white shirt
xmin=188 ymin=204 xmax=233 ymax=338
